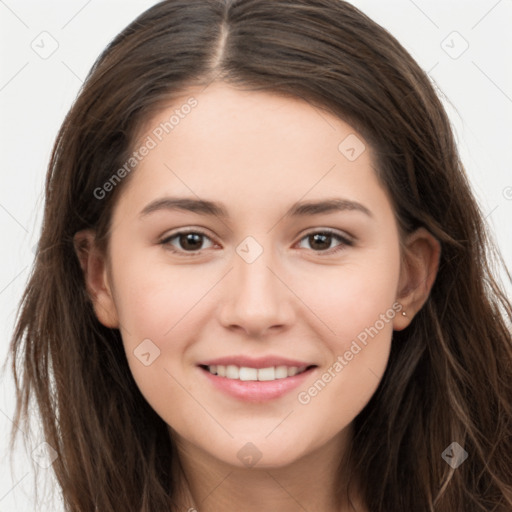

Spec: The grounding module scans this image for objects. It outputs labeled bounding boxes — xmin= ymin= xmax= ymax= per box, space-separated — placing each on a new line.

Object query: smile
xmin=200 ymin=364 xmax=313 ymax=381
xmin=198 ymin=363 xmax=318 ymax=402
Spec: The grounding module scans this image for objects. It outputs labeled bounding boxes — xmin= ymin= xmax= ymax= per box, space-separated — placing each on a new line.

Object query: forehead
xmin=114 ymin=82 xmax=390 ymax=221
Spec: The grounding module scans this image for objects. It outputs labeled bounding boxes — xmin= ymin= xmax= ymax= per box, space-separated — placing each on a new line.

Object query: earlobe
xmin=393 ymin=227 xmax=441 ymax=331
xmin=73 ymin=229 xmax=119 ymax=329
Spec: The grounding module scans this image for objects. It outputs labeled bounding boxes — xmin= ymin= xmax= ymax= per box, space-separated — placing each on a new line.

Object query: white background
xmin=1 ymin=0 xmax=511 ymax=510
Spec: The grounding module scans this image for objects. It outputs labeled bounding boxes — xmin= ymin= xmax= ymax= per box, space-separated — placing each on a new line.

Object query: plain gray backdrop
xmin=1 ymin=0 xmax=511 ymax=510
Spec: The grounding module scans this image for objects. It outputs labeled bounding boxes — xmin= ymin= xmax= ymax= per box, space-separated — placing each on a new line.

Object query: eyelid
xmin=299 ymin=227 xmax=354 ymax=244
xmin=160 ymin=227 xmax=217 ymax=252
xmin=295 ymin=228 xmax=354 ymax=254
xmin=160 ymin=227 xmax=354 ymax=256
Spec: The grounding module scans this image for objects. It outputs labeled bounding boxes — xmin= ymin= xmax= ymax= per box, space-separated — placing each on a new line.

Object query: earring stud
xmin=401 ymin=311 xmax=407 ymax=316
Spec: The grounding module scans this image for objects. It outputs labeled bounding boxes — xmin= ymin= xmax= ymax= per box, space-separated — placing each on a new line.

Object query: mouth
xmin=199 ymin=364 xmax=316 ymax=382
xmin=197 ymin=362 xmax=318 ymax=402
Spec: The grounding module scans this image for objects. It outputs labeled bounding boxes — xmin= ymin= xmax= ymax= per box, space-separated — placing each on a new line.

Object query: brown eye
xmin=297 ymin=230 xmax=353 ymax=254
xmin=161 ymin=230 xmax=215 ymax=255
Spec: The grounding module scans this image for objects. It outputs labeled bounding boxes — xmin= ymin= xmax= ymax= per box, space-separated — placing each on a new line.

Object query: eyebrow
xmin=139 ymin=197 xmax=373 ymax=219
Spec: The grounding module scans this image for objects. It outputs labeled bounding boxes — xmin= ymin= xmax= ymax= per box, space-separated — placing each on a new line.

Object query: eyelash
xmin=159 ymin=228 xmax=354 ymax=257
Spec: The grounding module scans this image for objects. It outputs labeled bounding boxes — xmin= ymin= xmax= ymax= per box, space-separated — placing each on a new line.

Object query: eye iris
xmin=310 ymin=233 xmax=331 ymax=251
xmin=171 ymin=231 xmax=339 ymax=252
xmin=180 ymin=233 xmax=203 ymax=250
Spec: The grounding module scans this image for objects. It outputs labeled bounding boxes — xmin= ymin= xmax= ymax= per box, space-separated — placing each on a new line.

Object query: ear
xmin=73 ymin=229 xmax=119 ymax=329
xmin=393 ymin=227 xmax=441 ymax=330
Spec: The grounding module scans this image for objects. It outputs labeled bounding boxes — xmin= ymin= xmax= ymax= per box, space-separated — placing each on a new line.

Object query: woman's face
xmin=95 ymin=82 xmax=409 ymax=468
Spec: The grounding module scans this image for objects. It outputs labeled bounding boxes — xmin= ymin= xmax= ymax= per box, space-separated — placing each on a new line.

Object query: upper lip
xmin=198 ymin=355 xmax=316 ymax=369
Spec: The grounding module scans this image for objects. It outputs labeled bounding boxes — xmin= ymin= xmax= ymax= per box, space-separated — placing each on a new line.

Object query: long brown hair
xmin=5 ymin=0 xmax=512 ymax=510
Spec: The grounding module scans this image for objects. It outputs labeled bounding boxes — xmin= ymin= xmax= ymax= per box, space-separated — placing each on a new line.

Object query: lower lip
xmin=198 ymin=366 xmax=317 ymax=402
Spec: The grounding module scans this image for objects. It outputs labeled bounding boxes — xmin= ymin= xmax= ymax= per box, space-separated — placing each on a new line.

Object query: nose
xmin=218 ymin=244 xmax=295 ymax=338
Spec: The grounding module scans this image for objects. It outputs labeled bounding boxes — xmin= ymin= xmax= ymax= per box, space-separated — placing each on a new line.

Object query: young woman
xmin=6 ymin=0 xmax=512 ymax=510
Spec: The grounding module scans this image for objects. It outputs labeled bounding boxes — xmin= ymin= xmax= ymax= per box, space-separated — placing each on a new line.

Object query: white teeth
xmin=204 ymin=364 xmax=309 ymax=381
xmin=287 ymin=366 xmax=299 ymax=377
xmin=239 ymin=367 xmax=258 ymax=381
xmin=226 ymin=365 xmax=239 ymax=379
xmin=275 ymin=365 xmax=289 ymax=379
xmin=257 ymin=367 xmax=275 ymax=381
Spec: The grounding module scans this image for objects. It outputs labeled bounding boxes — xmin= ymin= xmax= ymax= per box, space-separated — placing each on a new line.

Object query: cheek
xmin=110 ymin=257 xmax=214 ymax=398
xmin=296 ymin=298 xmax=396 ymax=434
xmin=113 ymin=254 xmax=214 ymax=342
xmin=293 ymin=245 xmax=400 ymax=415
xmin=299 ymin=245 xmax=401 ymax=346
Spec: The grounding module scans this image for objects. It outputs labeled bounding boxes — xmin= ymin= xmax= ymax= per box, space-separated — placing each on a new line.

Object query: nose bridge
xmin=218 ymin=234 xmax=294 ymax=335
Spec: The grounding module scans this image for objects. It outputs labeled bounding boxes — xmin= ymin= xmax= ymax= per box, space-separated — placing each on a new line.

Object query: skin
xmin=75 ymin=81 xmax=440 ymax=511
